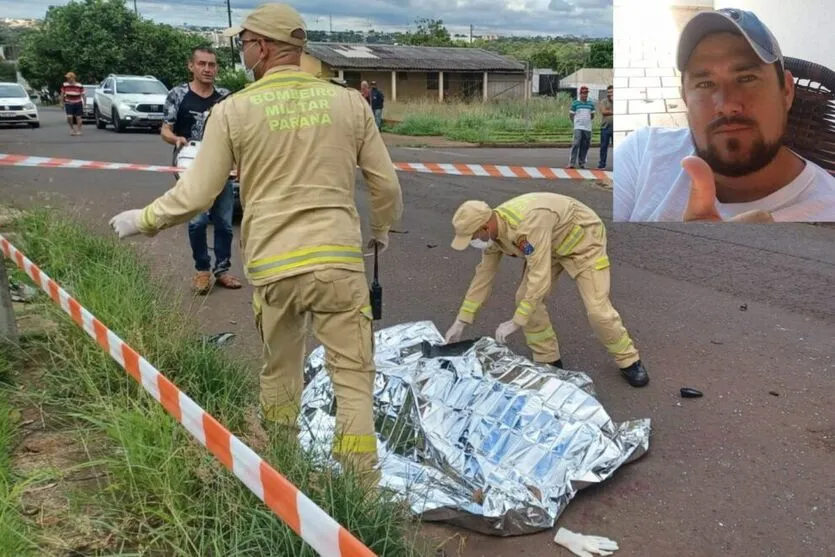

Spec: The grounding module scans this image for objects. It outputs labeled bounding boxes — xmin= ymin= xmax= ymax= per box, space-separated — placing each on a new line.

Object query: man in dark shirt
xmin=162 ymin=46 xmax=242 ymax=294
xmin=369 ymin=80 xmax=384 ymax=130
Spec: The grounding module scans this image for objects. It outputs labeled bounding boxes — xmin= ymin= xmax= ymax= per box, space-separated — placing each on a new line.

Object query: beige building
xmin=299 ymin=42 xmax=528 ymax=101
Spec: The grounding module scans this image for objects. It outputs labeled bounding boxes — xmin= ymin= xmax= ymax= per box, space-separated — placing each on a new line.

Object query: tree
xmin=401 ymin=18 xmax=453 ymax=47
xmin=17 ymin=0 xmax=210 ymax=93
xmin=216 ymin=68 xmax=249 ymax=93
xmin=587 ymin=38 xmax=613 ymax=68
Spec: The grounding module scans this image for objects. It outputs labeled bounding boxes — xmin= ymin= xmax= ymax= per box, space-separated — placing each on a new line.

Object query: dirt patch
xmin=0 ymin=206 xmax=24 ymax=229
xmin=5 ymin=310 xmax=116 ymax=555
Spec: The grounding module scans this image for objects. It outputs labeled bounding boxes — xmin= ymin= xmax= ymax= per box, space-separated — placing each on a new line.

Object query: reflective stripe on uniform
xmin=360 ymin=305 xmax=373 ymax=319
xmin=261 ymin=402 xmax=299 ymax=423
xmin=460 ymin=299 xmax=481 ymax=315
xmin=515 ymin=300 xmax=533 ymax=318
xmin=555 ymin=224 xmax=584 ymax=256
xmin=525 ymin=326 xmax=556 ymax=343
xmin=593 ymin=256 xmax=610 ymax=270
xmin=333 ymin=434 xmax=377 ymax=455
xmin=247 ymin=245 xmax=363 ymax=280
xmin=496 ymin=205 xmax=523 ymax=227
xmin=606 ymin=332 xmax=633 ymax=355
xmin=240 ymin=72 xmax=321 ymax=96
xmin=139 ymin=205 xmax=157 ymax=231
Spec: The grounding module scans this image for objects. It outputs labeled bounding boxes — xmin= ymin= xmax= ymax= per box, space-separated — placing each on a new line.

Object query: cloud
xmin=0 ymin=0 xmax=612 ymax=37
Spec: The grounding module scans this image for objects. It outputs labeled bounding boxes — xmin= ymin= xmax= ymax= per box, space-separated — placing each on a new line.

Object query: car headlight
xmin=119 ymin=103 xmax=137 ymax=112
xmin=23 ymin=103 xmax=36 ymax=111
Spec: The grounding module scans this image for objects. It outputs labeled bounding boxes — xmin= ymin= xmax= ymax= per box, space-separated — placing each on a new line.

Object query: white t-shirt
xmin=613 ymin=126 xmax=835 ymax=222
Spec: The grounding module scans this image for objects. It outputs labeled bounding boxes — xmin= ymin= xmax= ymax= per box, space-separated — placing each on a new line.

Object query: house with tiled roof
xmin=299 ymin=42 xmax=529 ymax=102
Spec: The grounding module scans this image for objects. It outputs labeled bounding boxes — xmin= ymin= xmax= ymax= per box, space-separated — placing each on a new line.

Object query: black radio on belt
xmin=370 ymin=242 xmax=383 ymax=320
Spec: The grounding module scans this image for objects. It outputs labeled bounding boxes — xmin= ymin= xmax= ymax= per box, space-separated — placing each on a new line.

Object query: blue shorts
xmin=64 ymin=103 xmax=83 ymax=117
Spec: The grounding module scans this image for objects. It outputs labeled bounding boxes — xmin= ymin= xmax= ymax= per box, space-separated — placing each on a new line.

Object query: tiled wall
xmin=613 ymin=2 xmax=715 ymax=143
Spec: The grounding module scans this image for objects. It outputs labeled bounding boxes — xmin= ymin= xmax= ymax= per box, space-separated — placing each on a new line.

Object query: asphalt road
xmin=1 ymin=108 xmax=833 ymax=557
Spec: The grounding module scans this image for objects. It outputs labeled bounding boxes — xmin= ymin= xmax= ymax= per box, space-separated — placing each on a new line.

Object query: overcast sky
xmin=0 ymin=0 xmax=612 ymax=38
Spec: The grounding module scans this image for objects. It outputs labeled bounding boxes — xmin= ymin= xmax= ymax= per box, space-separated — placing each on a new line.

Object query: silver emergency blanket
xmin=300 ymin=321 xmax=651 ymax=536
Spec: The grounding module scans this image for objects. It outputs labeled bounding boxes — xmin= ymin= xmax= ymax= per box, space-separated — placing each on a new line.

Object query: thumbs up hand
xmin=681 ymin=156 xmax=775 ymax=223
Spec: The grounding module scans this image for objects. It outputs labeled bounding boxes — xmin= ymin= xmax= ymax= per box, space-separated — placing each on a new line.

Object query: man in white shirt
xmin=614 ymin=8 xmax=835 ymax=223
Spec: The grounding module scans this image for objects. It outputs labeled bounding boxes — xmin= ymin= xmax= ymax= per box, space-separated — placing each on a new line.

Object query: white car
xmin=93 ymin=74 xmax=168 ymax=133
xmin=0 ymin=82 xmax=39 ymax=128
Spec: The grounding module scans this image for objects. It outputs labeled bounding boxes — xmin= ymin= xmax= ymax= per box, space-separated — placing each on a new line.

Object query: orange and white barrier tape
xmin=0 ymin=234 xmax=375 ymax=557
xmin=393 ymin=161 xmax=612 ymax=180
xmin=0 ymin=153 xmax=612 ymax=180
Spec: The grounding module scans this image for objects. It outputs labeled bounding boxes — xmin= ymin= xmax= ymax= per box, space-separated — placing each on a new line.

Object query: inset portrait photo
xmin=612 ymin=1 xmax=835 ymax=222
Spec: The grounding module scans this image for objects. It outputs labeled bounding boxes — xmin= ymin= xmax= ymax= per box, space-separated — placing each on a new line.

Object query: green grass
xmin=385 ymin=95 xmax=603 ymax=144
xmin=0 ymin=395 xmax=37 ymax=556
xmin=1 ymin=209 xmax=429 ymax=555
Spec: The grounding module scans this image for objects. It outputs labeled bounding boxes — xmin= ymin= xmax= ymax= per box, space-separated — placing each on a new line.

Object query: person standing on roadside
xmin=60 ymin=72 xmax=85 ymax=136
xmin=597 ymin=85 xmax=614 ymax=169
xmin=161 ymin=46 xmax=242 ymax=295
xmin=568 ymin=85 xmax=595 ymax=169
xmin=370 ymin=80 xmax=384 ymax=130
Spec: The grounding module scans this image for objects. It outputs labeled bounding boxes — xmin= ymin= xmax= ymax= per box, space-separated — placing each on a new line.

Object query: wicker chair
xmin=783 ymin=56 xmax=835 ymax=173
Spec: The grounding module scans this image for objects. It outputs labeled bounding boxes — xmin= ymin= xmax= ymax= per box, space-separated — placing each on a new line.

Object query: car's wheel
xmin=112 ymin=108 xmax=126 ymax=133
xmin=94 ymin=105 xmax=106 ymax=129
xmin=28 ymin=122 xmax=40 ymax=129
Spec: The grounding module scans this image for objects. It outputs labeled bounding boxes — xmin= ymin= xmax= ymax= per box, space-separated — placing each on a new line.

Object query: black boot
xmin=549 ymin=359 xmax=564 ymax=369
xmin=620 ymin=360 xmax=649 ymax=387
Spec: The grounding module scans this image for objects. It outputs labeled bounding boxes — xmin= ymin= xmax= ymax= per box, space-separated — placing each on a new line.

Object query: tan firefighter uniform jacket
xmin=457 ymin=192 xmax=609 ymax=327
xmin=136 ymin=65 xmax=403 ymax=286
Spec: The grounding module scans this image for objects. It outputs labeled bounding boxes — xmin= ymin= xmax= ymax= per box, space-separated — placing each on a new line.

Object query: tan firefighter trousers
xmin=253 ymin=268 xmax=377 ymax=474
xmin=516 ymin=258 xmax=640 ymax=369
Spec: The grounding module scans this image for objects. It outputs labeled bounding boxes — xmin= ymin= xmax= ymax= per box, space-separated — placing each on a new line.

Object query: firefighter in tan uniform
xmin=108 ymin=3 xmax=403 ymax=475
xmin=444 ymin=192 xmax=650 ymax=387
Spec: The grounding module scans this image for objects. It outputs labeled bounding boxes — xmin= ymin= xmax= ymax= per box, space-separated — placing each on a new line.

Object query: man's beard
xmin=690 ymin=117 xmax=784 ymax=178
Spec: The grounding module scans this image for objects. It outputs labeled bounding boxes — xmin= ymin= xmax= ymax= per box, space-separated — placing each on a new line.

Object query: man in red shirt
xmin=61 ymin=72 xmax=85 ymax=136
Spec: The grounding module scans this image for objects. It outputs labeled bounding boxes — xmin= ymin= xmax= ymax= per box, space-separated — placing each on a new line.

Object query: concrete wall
xmin=613 ymin=1 xmax=714 ymax=141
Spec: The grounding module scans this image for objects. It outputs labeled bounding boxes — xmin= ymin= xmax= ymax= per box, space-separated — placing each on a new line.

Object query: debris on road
xmin=739 ymin=304 xmax=748 ymax=311
xmin=10 ymin=281 xmax=38 ymax=303
xmin=301 ymin=321 xmax=651 ymax=536
xmin=680 ymin=387 xmax=703 ymax=398
xmin=769 ymin=391 xmax=780 ymax=397
xmin=201 ymin=332 xmax=236 ymax=347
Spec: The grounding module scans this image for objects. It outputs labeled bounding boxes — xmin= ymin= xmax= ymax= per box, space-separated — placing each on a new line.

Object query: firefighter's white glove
xmin=444 ymin=320 xmax=467 ymax=344
xmin=495 ymin=319 xmax=521 ymax=344
xmin=366 ymin=230 xmax=389 ymax=255
xmin=554 ymin=527 xmax=619 ymax=557
xmin=109 ymin=209 xmax=143 ymax=239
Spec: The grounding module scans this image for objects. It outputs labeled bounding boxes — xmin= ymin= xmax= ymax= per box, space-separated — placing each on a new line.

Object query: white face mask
xmin=470 ymin=238 xmax=493 ymax=250
xmin=239 ymin=43 xmax=261 ymax=82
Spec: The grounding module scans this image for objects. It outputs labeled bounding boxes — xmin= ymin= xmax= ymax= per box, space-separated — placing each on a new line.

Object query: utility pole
xmin=133 ymin=0 xmax=138 ymax=15
xmin=0 ymin=256 xmax=18 ymax=348
xmin=470 ymin=24 xmax=473 ymax=44
xmin=226 ymin=0 xmax=235 ymax=63
xmin=329 ymin=13 xmax=333 ymax=40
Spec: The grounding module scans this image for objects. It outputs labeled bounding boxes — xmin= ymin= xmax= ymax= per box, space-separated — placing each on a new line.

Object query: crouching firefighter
xmin=107 ymin=3 xmax=404 ymax=479
xmin=444 ymin=192 xmax=649 ymax=387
